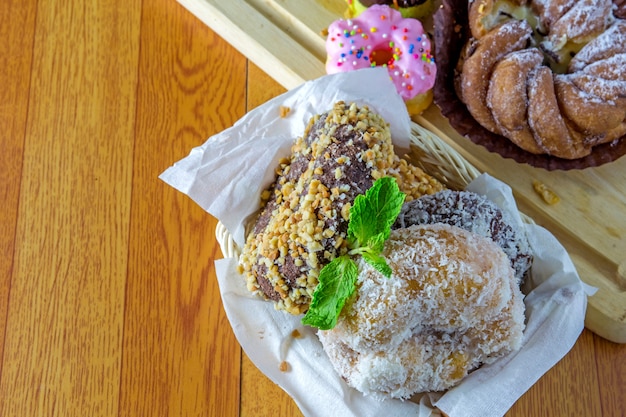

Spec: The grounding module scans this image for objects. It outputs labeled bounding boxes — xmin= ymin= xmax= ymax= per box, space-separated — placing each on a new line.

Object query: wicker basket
xmin=215 ymin=121 xmax=528 ymax=259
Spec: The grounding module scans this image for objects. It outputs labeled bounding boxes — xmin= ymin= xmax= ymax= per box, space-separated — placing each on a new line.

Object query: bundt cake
xmin=454 ymin=0 xmax=626 ymax=160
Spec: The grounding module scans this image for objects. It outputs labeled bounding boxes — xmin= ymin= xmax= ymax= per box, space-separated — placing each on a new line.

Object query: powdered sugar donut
xmin=325 ymin=5 xmax=437 ymax=115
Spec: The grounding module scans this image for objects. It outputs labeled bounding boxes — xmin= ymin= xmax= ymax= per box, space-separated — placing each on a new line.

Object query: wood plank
xmin=118 ymin=1 xmax=246 ymax=416
xmin=0 ymin=0 xmax=141 ymax=415
xmin=241 ymin=354 xmax=304 ymax=417
xmin=177 ymin=0 xmax=324 ymax=91
xmin=0 ymin=0 xmax=37 ymax=380
xmin=594 ymin=334 xmax=626 ymax=417
xmin=246 ymin=0 xmax=343 ymax=60
xmin=240 ymin=63 xmax=304 ymax=417
xmin=507 ymin=330 xmax=602 ymax=416
xmin=178 ymin=0 xmax=626 ymax=343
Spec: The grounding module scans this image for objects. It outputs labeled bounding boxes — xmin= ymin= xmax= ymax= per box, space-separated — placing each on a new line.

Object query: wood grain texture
xmin=0 ymin=0 xmax=624 ymax=416
xmin=0 ymin=0 xmax=37 ymax=377
xmin=508 ymin=330 xmax=602 ymax=417
xmin=119 ymin=1 xmax=246 ymax=416
xmin=0 ymin=0 xmax=141 ymax=415
xmin=594 ymin=335 xmax=626 ymax=417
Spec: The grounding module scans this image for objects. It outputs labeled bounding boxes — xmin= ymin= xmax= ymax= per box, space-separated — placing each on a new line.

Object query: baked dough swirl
xmin=456 ymin=0 xmax=626 ymax=159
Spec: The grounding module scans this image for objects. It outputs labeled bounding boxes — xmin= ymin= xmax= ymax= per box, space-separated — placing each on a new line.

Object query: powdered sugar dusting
xmin=549 ymin=0 xmax=613 ymax=43
xmin=583 ymin=53 xmax=626 ymax=80
xmin=532 ymin=0 xmax=577 ymax=28
xmin=571 ymin=73 xmax=626 ymax=101
xmin=460 ymin=0 xmax=626 ymax=159
xmin=569 ymin=20 xmax=626 ymax=71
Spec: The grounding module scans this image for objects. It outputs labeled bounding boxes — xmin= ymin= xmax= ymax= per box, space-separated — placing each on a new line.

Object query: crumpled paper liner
xmin=159 ymin=68 xmax=595 ymax=417
xmin=432 ymin=0 xmax=626 ymax=170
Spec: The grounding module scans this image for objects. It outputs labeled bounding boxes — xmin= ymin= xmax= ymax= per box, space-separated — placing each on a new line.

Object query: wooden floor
xmin=0 ymin=0 xmax=624 ymax=416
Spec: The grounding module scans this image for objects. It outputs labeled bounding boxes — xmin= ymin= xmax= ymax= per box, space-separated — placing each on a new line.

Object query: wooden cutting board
xmin=177 ymin=0 xmax=626 ymax=343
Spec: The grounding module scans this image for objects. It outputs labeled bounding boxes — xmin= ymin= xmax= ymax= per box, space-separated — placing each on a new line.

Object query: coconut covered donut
xmin=393 ymin=190 xmax=533 ymax=284
xmin=455 ymin=0 xmax=626 ymax=160
xmin=318 ymin=224 xmax=525 ymax=399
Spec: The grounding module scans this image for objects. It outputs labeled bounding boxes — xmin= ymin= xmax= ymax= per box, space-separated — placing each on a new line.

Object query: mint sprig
xmin=347 ymin=176 xmax=406 ymax=248
xmin=301 ymin=177 xmax=405 ymax=330
xmin=300 ymin=255 xmax=357 ymax=330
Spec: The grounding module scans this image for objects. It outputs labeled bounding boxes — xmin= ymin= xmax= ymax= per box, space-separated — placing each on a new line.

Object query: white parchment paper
xmin=160 ymin=68 xmax=595 ymax=417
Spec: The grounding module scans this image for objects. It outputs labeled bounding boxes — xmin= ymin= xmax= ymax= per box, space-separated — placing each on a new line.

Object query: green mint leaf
xmin=362 ymin=251 xmax=393 ymax=278
xmin=301 ymin=255 xmax=358 ymax=330
xmin=303 ymin=177 xmax=405 ymax=330
xmin=366 ymin=232 xmax=387 ymax=254
xmin=347 ymin=177 xmax=405 ymax=249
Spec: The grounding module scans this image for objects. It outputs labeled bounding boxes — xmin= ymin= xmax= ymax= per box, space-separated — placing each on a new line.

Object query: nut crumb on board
xmin=532 ymin=180 xmax=560 ymax=205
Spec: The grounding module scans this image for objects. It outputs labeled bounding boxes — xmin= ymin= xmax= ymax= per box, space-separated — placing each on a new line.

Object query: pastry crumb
xmin=279 ymin=105 xmax=291 ymax=118
xmin=532 ymin=180 xmax=560 ymax=205
xmin=291 ymin=329 xmax=303 ymax=339
xmin=279 ymin=361 xmax=290 ymax=372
